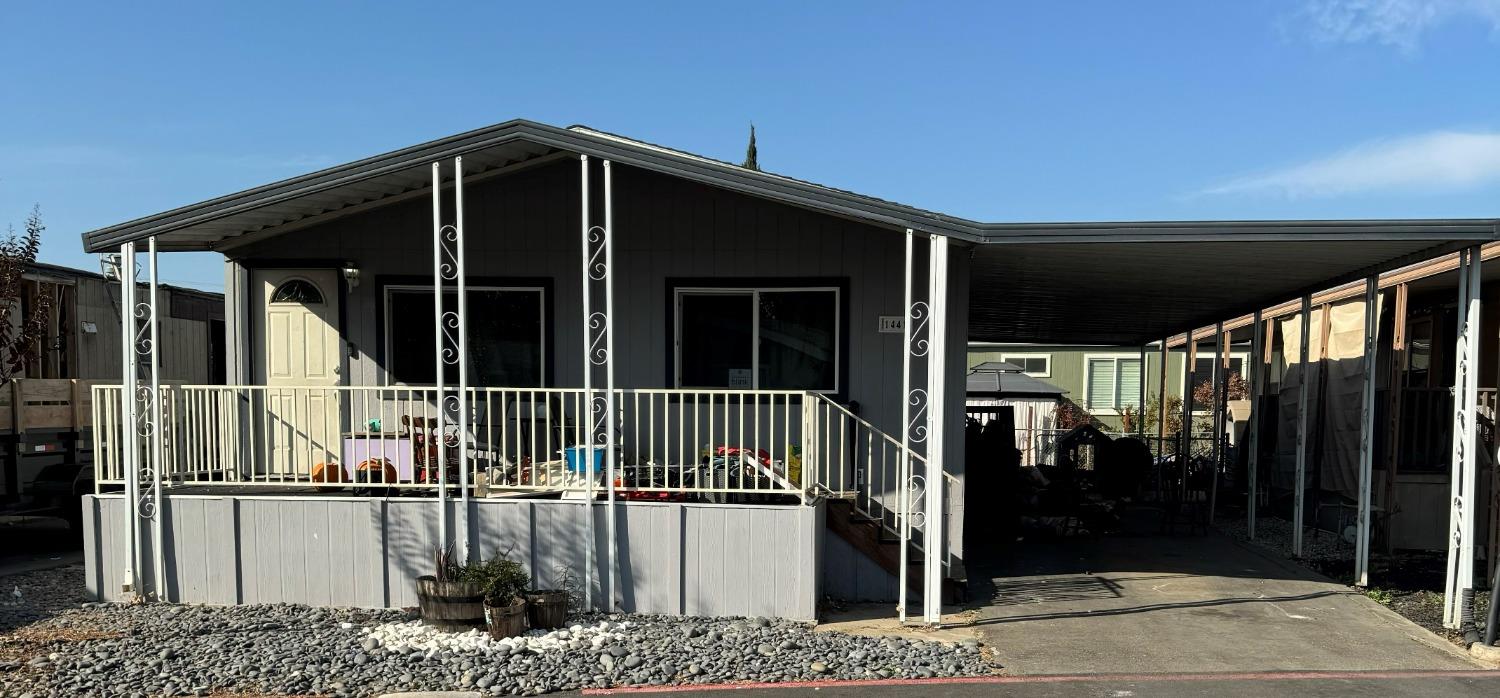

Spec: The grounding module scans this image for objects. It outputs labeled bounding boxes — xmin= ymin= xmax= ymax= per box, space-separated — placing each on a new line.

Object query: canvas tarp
xmin=1275 ymin=295 xmax=1381 ymax=500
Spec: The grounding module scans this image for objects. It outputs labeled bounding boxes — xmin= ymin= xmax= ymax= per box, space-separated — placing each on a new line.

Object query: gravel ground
xmin=1216 ymin=515 xmax=1354 ymax=573
xmin=1 ymin=566 xmax=993 ymax=697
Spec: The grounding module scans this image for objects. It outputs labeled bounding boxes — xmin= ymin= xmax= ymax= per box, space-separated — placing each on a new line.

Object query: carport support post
xmin=1247 ymin=310 xmax=1263 ymax=540
xmin=1445 ymin=246 xmax=1481 ymax=630
xmin=146 ymin=237 xmax=166 ymax=601
xmin=1294 ymin=294 xmax=1311 ymax=558
xmin=1208 ymin=322 xmax=1224 ymax=522
xmin=455 ymin=158 xmax=470 ymax=562
xmin=430 ymin=163 xmax=449 ymax=556
xmin=1180 ymin=335 xmax=1196 ymax=500
xmin=1157 ymin=339 xmax=1168 ymax=482
xmin=1355 ymin=275 xmax=1378 ymax=587
xmin=120 ymin=242 xmax=142 ymax=599
xmin=924 ymin=233 xmax=949 ymax=626
xmin=1137 ymin=345 xmax=1147 ymax=437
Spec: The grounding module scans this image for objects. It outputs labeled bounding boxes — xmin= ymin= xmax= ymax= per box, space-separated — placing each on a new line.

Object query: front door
xmin=254 ymin=269 xmax=341 ymax=478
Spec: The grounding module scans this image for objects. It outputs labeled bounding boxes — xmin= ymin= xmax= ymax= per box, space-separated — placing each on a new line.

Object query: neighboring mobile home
xmin=2 ymin=261 xmax=223 ymax=524
xmin=75 ymin=119 xmax=1499 ymax=628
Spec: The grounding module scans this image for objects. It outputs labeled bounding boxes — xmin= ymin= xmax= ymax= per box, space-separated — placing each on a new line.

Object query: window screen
xmin=387 ymin=287 xmax=545 ymax=386
xmin=676 ymin=287 xmax=839 ymax=391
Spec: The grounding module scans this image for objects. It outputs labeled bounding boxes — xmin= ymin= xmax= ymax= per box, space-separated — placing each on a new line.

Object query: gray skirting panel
xmin=82 ymin=495 xmax=821 ymax=621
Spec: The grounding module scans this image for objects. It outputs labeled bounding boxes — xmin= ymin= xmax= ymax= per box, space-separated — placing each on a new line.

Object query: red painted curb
xmin=581 ymin=669 xmax=1496 ymax=694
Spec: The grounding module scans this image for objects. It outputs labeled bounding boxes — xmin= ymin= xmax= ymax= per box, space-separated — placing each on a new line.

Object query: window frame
xmin=1182 ymin=350 xmax=1251 ymax=414
xmin=669 ymin=281 xmax=846 ymax=395
xmin=998 ymin=353 xmax=1052 ymax=378
xmin=1083 ymin=353 xmax=1145 ymax=415
xmin=378 ymin=278 xmax=551 ymax=388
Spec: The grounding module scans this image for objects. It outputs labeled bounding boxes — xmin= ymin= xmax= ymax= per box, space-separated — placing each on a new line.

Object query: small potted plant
xmin=415 ymin=547 xmax=487 ymax=631
xmin=481 ymin=556 xmax=531 ymax=639
xmin=524 ymin=565 xmax=576 ymax=630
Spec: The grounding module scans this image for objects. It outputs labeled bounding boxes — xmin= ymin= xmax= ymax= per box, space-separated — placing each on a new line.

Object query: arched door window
xmin=270 ymin=279 xmax=324 ymax=304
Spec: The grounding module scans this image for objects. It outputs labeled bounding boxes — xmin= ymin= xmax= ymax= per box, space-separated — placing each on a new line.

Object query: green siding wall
xmin=968 ymin=345 xmax=1190 ymax=431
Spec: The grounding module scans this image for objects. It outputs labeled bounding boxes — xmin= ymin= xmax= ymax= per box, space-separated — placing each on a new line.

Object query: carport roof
xmin=969 ymin=222 xmax=1498 ymax=346
xmin=76 ymin=119 xmax=1499 ymax=345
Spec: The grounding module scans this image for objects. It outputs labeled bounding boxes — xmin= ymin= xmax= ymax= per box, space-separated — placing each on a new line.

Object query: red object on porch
xmin=715 ymin=445 xmax=771 ymax=463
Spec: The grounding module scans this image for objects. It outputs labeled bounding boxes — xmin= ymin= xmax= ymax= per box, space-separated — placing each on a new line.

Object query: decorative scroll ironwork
xmin=438 ymin=224 xmax=460 ymax=281
xmin=591 ymin=394 xmax=611 ymax=445
xmin=133 ymin=296 xmax=158 ymax=521
xmin=587 ymin=225 xmax=608 ymax=282
xmin=440 ymin=311 xmax=461 ymax=365
xmin=907 ymin=301 xmax=930 ymax=357
xmin=588 ymin=312 xmax=609 ymax=366
xmin=906 ymin=388 xmax=928 ymax=444
xmin=905 ymin=474 xmax=927 ymax=528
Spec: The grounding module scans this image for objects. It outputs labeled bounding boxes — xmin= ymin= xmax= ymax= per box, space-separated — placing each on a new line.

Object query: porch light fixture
xmin=342 ymin=262 xmax=360 ymax=288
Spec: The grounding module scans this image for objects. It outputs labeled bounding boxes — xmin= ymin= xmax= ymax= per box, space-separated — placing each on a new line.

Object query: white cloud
xmin=1201 ymin=130 xmax=1500 ymax=198
xmin=1295 ymin=0 xmax=1500 ymax=52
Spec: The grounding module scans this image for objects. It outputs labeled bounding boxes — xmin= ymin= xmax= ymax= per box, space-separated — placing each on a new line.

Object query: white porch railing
xmin=804 ymin=396 xmax=924 ymax=536
xmin=93 ymin=385 xmax=908 ymax=500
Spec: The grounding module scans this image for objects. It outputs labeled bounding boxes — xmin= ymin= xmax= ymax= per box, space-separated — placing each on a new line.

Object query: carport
xmin=961 ymin=219 xmax=1499 ymax=662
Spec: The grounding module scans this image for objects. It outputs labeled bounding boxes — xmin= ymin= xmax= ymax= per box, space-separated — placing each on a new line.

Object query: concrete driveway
xmin=964 ymin=527 xmax=1482 ymax=674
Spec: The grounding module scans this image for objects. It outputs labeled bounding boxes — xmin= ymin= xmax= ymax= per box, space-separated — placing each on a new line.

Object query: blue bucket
xmin=564 ymin=446 xmax=604 ymax=474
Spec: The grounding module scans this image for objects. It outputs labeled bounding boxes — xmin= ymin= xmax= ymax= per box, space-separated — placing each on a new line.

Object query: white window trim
xmin=998 ymin=352 xmax=1052 ymax=378
xmin=1083 ymin=353 xmax=1144 ymax=416
xmin=382 ymin=284 xmax=547 ymax=387
xmin=673 ymin=286 xmax=841 ymax=393
xmin=1182 ymin=351 xmax=1250 ymax=415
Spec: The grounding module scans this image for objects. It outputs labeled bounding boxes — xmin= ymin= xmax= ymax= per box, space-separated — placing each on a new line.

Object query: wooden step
xmin=824 ymin=499 xmax=959 ymax=600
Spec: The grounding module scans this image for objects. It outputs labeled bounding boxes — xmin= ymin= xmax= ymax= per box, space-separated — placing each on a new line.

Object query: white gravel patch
xmin=364 ymin=619 xmax=626 ymax=655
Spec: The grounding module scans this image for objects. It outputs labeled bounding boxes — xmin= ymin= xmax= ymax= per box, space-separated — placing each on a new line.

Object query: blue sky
xmin=2 ymin=0 xmax=1500 ymax=290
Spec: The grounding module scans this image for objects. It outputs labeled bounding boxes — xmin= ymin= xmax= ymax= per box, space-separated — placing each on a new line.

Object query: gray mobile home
xmin=76 ymin=120 xmax=1500 ymax=629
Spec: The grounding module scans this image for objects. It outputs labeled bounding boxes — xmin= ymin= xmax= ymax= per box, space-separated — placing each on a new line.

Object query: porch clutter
xmin=2 ymin=565 xmax=993 ymax=697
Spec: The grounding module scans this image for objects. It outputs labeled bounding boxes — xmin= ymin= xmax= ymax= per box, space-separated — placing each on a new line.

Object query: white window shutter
xmin=1087 ymin=359 xmax=1116 ymax=410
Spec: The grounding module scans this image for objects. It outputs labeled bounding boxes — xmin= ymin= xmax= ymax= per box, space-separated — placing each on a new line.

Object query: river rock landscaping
xmin=1 ymin=565 xmax=993 ymax=697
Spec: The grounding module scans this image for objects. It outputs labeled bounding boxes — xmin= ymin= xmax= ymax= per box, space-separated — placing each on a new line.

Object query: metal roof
xmin=79 ymin=119 xmax=980 ymax=253
xmin=968 ymin=235 xmax=1493 ymax=345
xmin=966 ymin=362 xmax=1067 ymax=398
xmin=75 ymin=119 xmax=1500 ymax=346
xmin=81 ymin=118 xmax=1500 ymax=255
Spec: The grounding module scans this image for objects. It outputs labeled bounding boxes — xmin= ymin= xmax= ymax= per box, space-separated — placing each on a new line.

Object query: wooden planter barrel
xmin=525 ymin=590 xmax=569 ymax=630
xmin=415 ymin=576 xmax=486 ymax=631
xmin=485 ymin=598 xmax=528 ymax=639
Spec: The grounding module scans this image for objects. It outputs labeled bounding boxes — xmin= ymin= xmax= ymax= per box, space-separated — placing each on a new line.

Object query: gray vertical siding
xmin=85 ymin=495 xmax=821 ymax=621
xmin=220 ymin=159 xmax=972 ymax=573
xmin=75 ymin=277 xmax=217 ymax=383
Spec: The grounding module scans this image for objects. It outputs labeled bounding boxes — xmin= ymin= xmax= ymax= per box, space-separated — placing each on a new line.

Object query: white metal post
xmin=1294 ymin=295 xmax=1311 ymax=558
xmin=1445 ymin=249 xmax=1470 ymax=628
xmin=1137 ymin=345 xmax=1147 ymax=436
xmin=897 ymin=229 xmax=914 ymax=624
xmin=1158 ymin=340 xmax=1168 ymax=470
xmin=120 ymin=242 xmax=142 ymax=598
xmin=1208 ymin=322 xmax=1223 ymax=523
xmin=578 ymin=155 xmax=598 ymax=610
xmin=1356 ymin=275 xmax=1378 ymax=587
xmin=603 ymin=159 xmax=617 ymax=610
xmin=146 ymin=237 xmax=167 ymax=601
xmin=455 ymin=158 xmax=469 ymax=561
xmin=431 ymin=163 xmax=448 ymax=555
xmin=1247 ymin=309 xmax=1263 ymax=540
xmin=1462 ymin=247 xmax=1482 ymax=628
xmin=1445 ymin=247 xmax=1481 ymax=629
xmin=1180 ymin=336 xmax=1196 ymax=500
xmin=924 ymin=234 xmax=948 ymax=625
